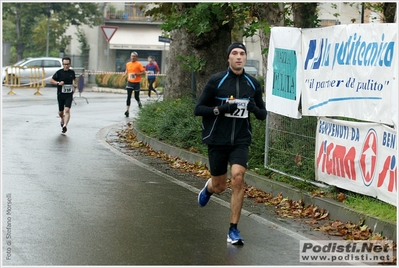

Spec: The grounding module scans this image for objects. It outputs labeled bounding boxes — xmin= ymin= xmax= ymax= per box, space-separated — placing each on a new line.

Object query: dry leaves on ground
xmin=116 ymin=124 xmax=396 ymax=264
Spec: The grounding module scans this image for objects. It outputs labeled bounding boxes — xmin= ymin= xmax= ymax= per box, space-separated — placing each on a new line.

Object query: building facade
xmin=65 ymin=2 xmax=169 ymax=82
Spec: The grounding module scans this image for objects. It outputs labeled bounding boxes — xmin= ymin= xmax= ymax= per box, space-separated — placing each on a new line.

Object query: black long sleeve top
xmin=194 ymin=67 xmax=267 ymax=146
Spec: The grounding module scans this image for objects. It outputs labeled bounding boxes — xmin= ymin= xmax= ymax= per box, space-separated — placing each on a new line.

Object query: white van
xmin=2 ymin=57 xmax=64 ymax=86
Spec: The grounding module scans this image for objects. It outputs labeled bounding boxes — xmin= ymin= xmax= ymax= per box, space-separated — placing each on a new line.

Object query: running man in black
xmin=194 ymin=43 xmax=267 ymax=245
xmin=50 ymin=57 xmax=77 ymax=133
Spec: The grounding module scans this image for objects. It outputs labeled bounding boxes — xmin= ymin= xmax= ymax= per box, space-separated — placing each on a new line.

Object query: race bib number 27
xmin=224 ymin=99 xmax=249 ymax=118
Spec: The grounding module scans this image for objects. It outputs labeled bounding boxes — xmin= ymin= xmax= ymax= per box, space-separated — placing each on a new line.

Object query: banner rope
xmin=82 ymin=70 xmax=166 ymax=76
xmin=4 ymin=71 xmax=166 ymax=87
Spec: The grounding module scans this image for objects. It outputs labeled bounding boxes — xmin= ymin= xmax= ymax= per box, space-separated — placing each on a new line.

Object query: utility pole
xmin=361 ymin=3 xmax=365 ymax=23
xmin=46 ymin=4 xmax=51 ymax=57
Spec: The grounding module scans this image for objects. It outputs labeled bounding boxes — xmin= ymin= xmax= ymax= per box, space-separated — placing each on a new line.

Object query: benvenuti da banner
xmin=315 ymin=117 xmax=396 ymax=205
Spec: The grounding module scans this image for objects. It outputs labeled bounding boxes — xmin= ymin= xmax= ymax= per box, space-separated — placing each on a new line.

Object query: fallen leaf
xmin=337 ymin=193 xmax=346 ymax=202
xmin=116 ymin=123 xmax=395 ymax=247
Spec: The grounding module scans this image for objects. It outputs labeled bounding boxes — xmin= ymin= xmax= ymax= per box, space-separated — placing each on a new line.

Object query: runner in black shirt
xmin=50 ymin=57 xmax=77 ymax=133
xmin=194 ymin=43 xmax=267 ymax=245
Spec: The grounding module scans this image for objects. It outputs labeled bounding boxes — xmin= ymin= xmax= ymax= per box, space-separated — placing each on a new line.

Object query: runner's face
xmin=228 ymin=48 xmax=246 ymax=73
xmin=62 ymin=61 xmax=71 ymax=71
xmin=131 ymin=54 xmax=137 ymax=62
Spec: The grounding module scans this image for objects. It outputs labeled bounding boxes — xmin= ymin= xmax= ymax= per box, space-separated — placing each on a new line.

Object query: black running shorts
xmin=57 ymin=93 xmax=73 ymax=111
xmin=126 ymin=81 xmax=140 ymax=91
xmin=207 ymin=144 xmax=249 ymax=176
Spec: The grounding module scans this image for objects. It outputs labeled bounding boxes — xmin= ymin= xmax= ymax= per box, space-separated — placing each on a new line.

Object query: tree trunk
xmin=163 ymin=3 xmax=233 ymax=100
xmin=292 ymin=3 xmax=318 ymax=28
xmin=382 ymin=3 xmax=396 ymax=23
xmin=251 ymin=3 xmax=285 ymax=79
xmin=164 ymin=28 xmax=192 ymax=100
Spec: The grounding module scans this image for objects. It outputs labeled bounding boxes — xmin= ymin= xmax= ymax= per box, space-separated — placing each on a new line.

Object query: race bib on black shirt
xmin=224 ymin=99 xmax=249 ymax=118
xmin=61 ymin=84 xmax=73 ymax=93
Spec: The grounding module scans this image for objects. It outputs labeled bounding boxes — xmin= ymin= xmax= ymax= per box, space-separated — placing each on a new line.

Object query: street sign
xmin=158 ymin=36 xmax=170 ymax=43
xmin=101 ymin=26 xmax=118 ymax=42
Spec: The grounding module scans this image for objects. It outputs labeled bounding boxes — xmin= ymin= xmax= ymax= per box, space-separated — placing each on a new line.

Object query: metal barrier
xmin=264 ymin=113 xmax=327 ymax=188
xmin=73 ymin=74 xmax=89 ymax=105
xmin=3 ymin=66 xmax=45 ymax=95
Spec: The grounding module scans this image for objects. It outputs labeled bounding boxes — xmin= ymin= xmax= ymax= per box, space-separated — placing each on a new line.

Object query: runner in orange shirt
xmin=123 ymin=52 xmax=146 ymax=117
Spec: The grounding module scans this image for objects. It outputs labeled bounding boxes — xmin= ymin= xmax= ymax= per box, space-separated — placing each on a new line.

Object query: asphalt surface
xmin=94 ymin=87 xmax=396 ymax=244
xmin=1 ymin=86 xmax=388 ymax=267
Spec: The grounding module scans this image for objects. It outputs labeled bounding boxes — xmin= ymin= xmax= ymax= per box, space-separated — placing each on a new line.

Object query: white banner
xmin=265 ymin=27 xmax=302 ymax=119
xmin=302 ymin=24 xmax=397 ymax=125
xmin=391 ymin=44 xmax=398 ymax=130
xmin=315 ymin=117 xmax=397 ymax=205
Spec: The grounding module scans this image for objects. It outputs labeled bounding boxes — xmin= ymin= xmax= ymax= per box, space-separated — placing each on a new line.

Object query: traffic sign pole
xmin=101 ymin=26 xmax=118 ymax=71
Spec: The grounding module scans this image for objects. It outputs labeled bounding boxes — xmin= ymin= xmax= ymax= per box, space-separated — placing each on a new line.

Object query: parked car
xmin=244 ymin=65 xmax=259 ymax=76
xmin=2 ymin=57 xmax=64 ymax=86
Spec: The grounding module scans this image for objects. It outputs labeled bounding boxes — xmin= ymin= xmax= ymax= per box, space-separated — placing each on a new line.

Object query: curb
xmin=89 ymin=86 xmax=160 ymax=96
xmin=131 ymin=124 xmax=397 ymax=242
xmin=90 ymin=86 xmax=125 ymax=94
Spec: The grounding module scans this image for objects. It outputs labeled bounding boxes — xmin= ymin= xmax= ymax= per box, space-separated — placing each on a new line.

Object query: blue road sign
xmin=158 ymin=36 xmax=170 ymax=43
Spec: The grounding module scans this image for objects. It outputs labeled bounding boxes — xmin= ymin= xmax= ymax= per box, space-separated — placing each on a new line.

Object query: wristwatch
xmin=213 ymin=107 xmax=220 ymax=115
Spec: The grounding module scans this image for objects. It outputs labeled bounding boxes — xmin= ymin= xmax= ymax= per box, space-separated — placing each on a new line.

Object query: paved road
xmin=2 ymin=87 xmax=365 ymax=266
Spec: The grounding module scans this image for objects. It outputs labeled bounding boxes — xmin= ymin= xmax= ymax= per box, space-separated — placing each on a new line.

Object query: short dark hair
xmin=62 ymin=57 xmax=71 ymax=63
xmin=148 ymin=55 xmax=154 ymax=60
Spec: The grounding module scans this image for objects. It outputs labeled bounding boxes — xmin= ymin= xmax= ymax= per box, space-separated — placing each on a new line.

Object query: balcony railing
xmin=104 ymin=3 xmax=156 ymax=22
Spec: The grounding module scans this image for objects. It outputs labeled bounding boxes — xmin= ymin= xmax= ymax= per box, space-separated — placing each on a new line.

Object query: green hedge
xmin=95 ymin=74 xmax=164 ymax=90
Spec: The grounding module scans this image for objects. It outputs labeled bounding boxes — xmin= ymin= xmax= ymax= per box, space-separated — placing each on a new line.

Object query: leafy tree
xmin=2 ymin=3 xmax=103 ymax=61
xmin=147 ymin=2 xmax=394 ymax=100
xmin=30 ymin=16 xmax=71 ymax=58
xmin=147 ymin=2 xmax=316 ymax=99
xmin=291 ymin=3 xmax=320 ymax=28
xmin=76 ymin=26 xmax=90 ymax=69
xmin=243 ymin=3 xmax=285 ymax=77
xmin=147 ymin=3 xmax=292 ymax=99
xmin=147 ymin=3 xmax=234 ymax=100
xmin=336 ymin=2 xmax=396 ymax=23
xmin=367 ymin=2 xmax=397 ymax=23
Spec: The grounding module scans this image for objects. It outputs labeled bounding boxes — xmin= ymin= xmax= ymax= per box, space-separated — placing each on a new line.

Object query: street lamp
xmin=361 ymin=3 xmax=365 ymax=23
xmin=46 ymin=4 xmax=52 ymax=57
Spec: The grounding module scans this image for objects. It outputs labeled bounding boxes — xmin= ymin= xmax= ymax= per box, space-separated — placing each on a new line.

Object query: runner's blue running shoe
xmin=227 ymin=228 xmax=244 ymax=245
xmin=198 ymin=178 xmax=212 ymax=207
